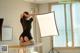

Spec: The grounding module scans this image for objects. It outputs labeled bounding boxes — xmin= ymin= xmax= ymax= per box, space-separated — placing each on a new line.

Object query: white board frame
xmin=36 ymin=12 xmax=59 ymax=37
xmin=2 ymin=26 xmax=13 ymax=41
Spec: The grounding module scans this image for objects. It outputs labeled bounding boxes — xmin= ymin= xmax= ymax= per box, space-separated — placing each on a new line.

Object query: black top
xmin=20 ymin=18 xmax=33 ymax=32
xmin=20 ymin=17 xmax=33 ymax=40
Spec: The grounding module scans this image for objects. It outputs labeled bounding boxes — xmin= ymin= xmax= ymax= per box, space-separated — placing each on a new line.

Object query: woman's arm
xmin=20 ymin=14 xmax=23 ymax=18
xmin=29 ymin=13 xmax=38 ymax=18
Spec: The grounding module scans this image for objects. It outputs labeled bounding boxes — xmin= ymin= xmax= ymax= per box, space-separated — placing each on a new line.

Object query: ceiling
xmin=24 ymin=0 xmax=59 ymax=4
xmin=24 ymin=0 xmax=80 ymax=4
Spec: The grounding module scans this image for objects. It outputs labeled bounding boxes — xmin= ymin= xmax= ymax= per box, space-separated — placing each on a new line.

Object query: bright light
xmin=68 ymin=41 xmax=72 ymax=47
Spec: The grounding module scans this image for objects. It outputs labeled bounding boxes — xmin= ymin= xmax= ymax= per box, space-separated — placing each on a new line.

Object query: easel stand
xmin=48 ymin=36 xmax=59 ymax=53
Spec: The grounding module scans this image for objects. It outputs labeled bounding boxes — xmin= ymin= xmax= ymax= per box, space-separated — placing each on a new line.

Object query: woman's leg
xmin=19 ymin=36 xmax=24 ymax=42
xmin=23 ymin=36 xmax=33 ymax=45
xmin=24 ymin=36 xmax=29 ymax=42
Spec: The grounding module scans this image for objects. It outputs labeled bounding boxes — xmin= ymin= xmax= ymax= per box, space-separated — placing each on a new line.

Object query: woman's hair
xmin=24 ymin=11 xmax=29 ymax=15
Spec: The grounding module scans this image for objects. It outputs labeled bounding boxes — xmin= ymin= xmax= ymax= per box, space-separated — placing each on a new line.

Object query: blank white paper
xmin=37 ymin=12 xmax=58 ymax=37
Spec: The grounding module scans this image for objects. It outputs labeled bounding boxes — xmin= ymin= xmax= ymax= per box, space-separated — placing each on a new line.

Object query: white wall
xmin=0 ymin=0 xmax=33 ymax=45
xmin=36 ymin=4 xmax=52 ymax=53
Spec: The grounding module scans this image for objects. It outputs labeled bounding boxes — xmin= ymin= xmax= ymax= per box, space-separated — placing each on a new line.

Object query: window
xmin=66 ymin=4 xmax=72 ymax=47
xmin=72 ymin=3 xmax=80 ymax=47
xmin=51 ymin=3 xmax=80 ymax=47
xmin=51 ymin=4 xmax=66 ymax=47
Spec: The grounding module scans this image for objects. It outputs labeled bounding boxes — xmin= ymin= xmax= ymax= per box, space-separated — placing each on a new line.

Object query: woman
xmin=19 ymin=11 xmax=35 ymax=46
